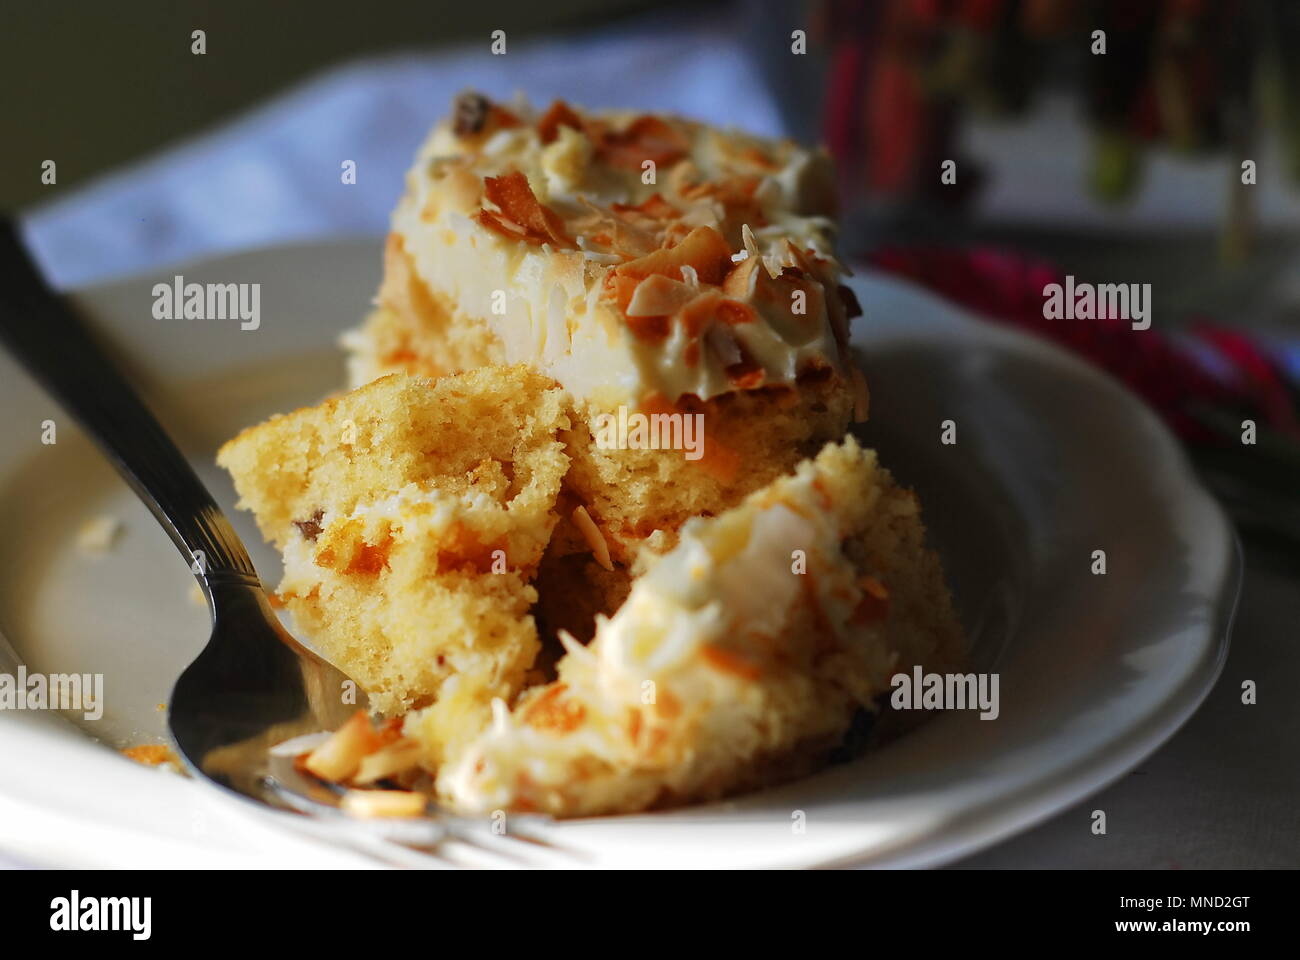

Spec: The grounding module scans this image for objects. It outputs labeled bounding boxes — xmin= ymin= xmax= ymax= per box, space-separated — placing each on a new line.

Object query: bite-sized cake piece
xmin=217 ymin=367 xmax=571 ymax=748
xmin=439 ymin=437 xmax=963 ymax=817
xmin=342 ymin=91 xmax=866 ymax=548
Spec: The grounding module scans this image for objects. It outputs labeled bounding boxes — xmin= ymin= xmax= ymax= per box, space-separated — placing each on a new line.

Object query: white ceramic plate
xmin=0 ymin=240 xmax=1238 ymax=869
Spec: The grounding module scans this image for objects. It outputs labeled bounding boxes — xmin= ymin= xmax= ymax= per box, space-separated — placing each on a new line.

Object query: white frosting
xmin=389 ymin=99 xmax=854 ymax=407
xmin=438 ymin=440 xmax=896 ymax=813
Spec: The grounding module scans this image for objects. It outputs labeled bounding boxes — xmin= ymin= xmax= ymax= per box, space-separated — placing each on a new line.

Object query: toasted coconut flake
xmin=610 ymin=218 xmax=658 ymax=260
xmin=611 ymin=193 xmax=681 ymax=220
xmin=303 ymin=710 xmax=381 ymax=783
xmin=477 ymin=209 xmax=529 ymax=239
xmin=611 ymin=225 xmax=732 ymax=296
xmin=626 ymin=273 xmax=698 ymax=318
xmin=597 ymin=115 xmax=689 ymax=170
xmin=572 ymin=196 xmax=617 ymax=230
xmin=721 ymin=255 xmax=761 ymax=301
xmin=717 ymin=299 xmax=756 ymax=326
xmin=668 ymin=159 xmax=702 ymax=195
xmin=352 ymin=738 xmax=422 ymax=785
xmin=269 ymin=731 xmax=332 ymax=757
xmin=677 ymin=289 xmax=724 ymax=337
xmin=480 ymin=172 xmax=574 ymax=248
xmin=340 ymin=789 xmax=427 ymax=819
xmin=537 ymin=99 xmax=585 ymax=144
xmin=572 ymin=505 xmax=614 ymax=572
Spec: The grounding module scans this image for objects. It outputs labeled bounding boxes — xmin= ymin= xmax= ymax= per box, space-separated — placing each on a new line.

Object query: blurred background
xmin=0 ymin=0 xmax=660 ymax=209
xmin=15 ymin=0 xmax=1297 ymax=538
xmin=4 ymin=0 xmax=1299 ymax=867
xmin=10 ymin=1 xmax=1300 ymax=320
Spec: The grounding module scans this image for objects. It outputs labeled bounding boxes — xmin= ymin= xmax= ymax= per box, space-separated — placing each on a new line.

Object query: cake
xmin=217 ymin=365 xmax=570 ymax=761
xmin=343 ymin=92 xmax=866 ymax=557
xmin=440 ymin=438 xmax=962 ymax=816
xmin=215 ymin=93 xmax=965 ymax=819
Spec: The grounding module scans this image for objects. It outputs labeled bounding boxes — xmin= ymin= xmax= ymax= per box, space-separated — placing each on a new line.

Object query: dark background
xmin=0 ymin=0 xmax=672 ymax=210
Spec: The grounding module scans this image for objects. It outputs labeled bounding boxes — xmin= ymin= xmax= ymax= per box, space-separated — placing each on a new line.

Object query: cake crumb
xmin=123 ymin=743 xmax=177 ymax=767
xmin=76 ymin=515 xmax=122 ymax=554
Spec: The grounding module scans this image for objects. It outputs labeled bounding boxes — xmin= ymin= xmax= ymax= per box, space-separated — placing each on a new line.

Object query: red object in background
xmin=868 ymin=246 xmax=1300 ymax=444
xmin=866 ymin=54 xmax=924 ymax=193
xmin=824 ymin=38 xmax=867 ymax=177
xmin=1193 ymin=325 xmax=1300 ymax=439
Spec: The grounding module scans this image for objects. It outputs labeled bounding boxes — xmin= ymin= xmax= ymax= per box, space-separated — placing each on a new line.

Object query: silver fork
xmin=0 ymin=219 xmax=583 ymax=867
xmin=0 ymin=220 xmax=361 ymax=802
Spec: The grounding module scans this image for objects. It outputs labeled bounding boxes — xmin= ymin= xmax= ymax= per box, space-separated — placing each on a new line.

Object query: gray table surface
xmin=956 ymin=540 xmax=1300 ymax=869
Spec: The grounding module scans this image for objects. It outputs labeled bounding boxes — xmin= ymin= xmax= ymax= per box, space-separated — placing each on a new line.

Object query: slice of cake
xmin=217 ymin=366 xmax=571 ymax=760
xmin=439 ymin=437 xmax=963 ymax=817
xmin=218 ymin=93 xmax=966 ymax=819
xmin=342 ymin=92 xmax=867 ymax=560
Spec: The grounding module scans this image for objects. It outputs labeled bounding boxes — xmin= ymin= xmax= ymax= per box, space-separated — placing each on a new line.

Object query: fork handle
xmin=0 ymin=217 xmax=260 ymax=591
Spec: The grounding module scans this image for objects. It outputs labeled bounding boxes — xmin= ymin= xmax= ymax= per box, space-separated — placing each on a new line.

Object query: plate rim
xmin=823 ymin=275 xmax=1241 ymax=867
